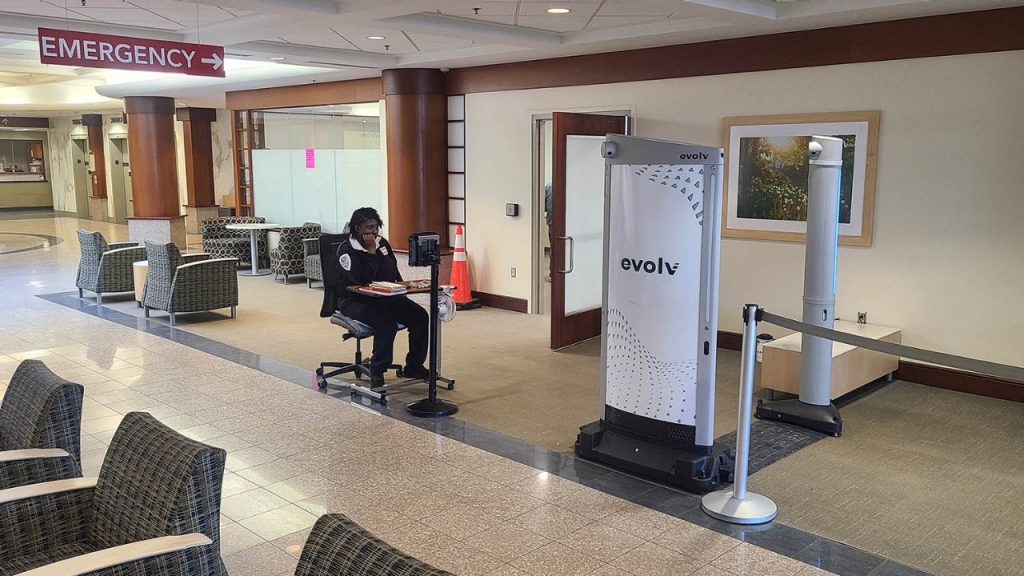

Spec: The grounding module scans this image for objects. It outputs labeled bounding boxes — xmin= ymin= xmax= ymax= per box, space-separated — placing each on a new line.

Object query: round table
xmin=225 ymin=222 xmax=280 ymax=276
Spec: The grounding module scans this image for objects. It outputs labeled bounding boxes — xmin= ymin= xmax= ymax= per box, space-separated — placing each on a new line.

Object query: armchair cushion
xmin=0 ymin=360 xmax=83 ymax=489
xmin=296 ymin=514 xmax=453 ymax=576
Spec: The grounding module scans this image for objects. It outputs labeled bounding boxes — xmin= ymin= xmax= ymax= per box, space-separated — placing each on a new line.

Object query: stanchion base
xmin=406 ymin=398 xmax=458 ymax=417
xmin=755 ymin=398 xmax=842 ymax=436
xmin=701 ymin=489 xmax=778 ymax=525
xmin=455 ymin=298 xmax=481 ymax=310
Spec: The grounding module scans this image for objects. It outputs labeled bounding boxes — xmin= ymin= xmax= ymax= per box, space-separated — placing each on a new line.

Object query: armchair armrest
xmin=0 ymin=449 xmax=80 ymax=490
xmin=302 ymin=237 xmax=320 ymax=257
xmin=181 ymin=252 xmax=211 ymax=264
xmin=0 ymin=448 xmax=69 ymax=463
xmin=107 ymin=242 xmax=139 ymax=250
xmin=0 ymin=477 xmax=96 ymax=505
xmin=100 ymin=246 xmax=146 ymax=267
xmin=16 ymin=533 xmax=212 ymax=576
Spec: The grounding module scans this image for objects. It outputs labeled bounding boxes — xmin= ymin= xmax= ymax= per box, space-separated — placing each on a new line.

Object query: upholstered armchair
xmin=0 ymin=360 xmax=83 ymax=490
xmin=295 ymin=514 xmax=453 ymax=576
xmin=76 ymin=230 xmax=145 ymax=304
xmin=0 ymin=412 xmax=228 ymax=575
xmin=200 ymin=216 xmax=267 ymax=266
xmin=303 ymin=237 xmax=323 ymax=288
xmin=142 ymin=241 xmax=239 ymax=326
xmin=270 ymin=222 xmax=321 ymax=284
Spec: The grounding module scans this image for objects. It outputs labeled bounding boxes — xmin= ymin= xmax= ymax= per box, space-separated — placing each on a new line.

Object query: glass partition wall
xmin=237 ymin=103 xmax=382 ymax=231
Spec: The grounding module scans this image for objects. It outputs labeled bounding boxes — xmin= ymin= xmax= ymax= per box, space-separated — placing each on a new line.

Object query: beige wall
xmin=464 ymin=50 xmax=1024 ymax=365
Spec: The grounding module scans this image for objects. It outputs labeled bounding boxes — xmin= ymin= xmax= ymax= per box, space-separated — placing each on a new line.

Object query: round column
xmin=383 ymin=69 xmax=448 ymax=250
xmin=125 ymin=96 xmax=179 ymax=217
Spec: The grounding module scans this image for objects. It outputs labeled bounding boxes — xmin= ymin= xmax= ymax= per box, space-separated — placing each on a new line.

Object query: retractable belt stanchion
xmin=406 ymin=232 xmax=458 ymax=418
xmin=702 ymin=304 xmax=777 ymax=524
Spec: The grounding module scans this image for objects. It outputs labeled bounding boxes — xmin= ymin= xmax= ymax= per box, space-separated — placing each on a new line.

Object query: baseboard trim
xmin=472 ymin=291 xmax=528 ymax=313
xmin=716 ymin=329 xmax=1022 ymax=403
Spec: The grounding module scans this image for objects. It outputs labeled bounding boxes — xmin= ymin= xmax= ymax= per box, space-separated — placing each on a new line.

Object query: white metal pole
xmin=701 ymin=304 xmax=777 ymax=524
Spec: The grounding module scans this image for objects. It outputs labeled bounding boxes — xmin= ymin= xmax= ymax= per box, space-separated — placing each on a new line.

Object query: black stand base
xmin=455 ymin=298 xmax=481 ymax=310
xmin=406 ymin=398 xmax=458 ymax=417
xmin=575 ymin=421 xmax=728 ymax=494
xmin=755 ymin=398 xmax=842 ymax=436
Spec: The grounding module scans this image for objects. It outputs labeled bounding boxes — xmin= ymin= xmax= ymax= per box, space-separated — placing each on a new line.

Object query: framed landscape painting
xmin=722 ymin=111 xmax=880 ymax=246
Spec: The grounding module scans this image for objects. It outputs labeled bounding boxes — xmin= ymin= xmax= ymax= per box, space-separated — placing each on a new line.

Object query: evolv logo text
xmin=621 ymin=257 xmax=679 ymax=275
xmin=679 ymin=152 xmax=708 ymax=160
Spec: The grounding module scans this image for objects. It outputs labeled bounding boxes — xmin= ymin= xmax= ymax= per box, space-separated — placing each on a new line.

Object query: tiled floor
xmin=0 ymin=215 xmax=933 ymax=576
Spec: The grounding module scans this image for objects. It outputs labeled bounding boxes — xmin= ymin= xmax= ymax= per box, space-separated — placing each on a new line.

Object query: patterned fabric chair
xmin=295 ymin=514 xmax=453 ymax=576
xmin=75 ymin=230 xmax=145 ymax=304
xmin=0 ymin=360 xmax=83 ymax=490
xmin=270 ymin=222 xmax=321 ymax=284
xmin=0 ymin=412 xmax=228 ymax=576
xmin=303 ymin=237 xmax=323 ymax=288
xmin=200 ymin=216 xmax=267 ymax=266
xmin=142 ymin=241 xmax=239 ymax=326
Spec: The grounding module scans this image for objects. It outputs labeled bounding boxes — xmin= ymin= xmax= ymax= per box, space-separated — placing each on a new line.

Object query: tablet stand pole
xmin=406 ymin=251 xmax=458 ymax=417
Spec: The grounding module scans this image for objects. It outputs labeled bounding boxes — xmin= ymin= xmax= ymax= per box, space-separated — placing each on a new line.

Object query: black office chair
xmin=314 ymin=232 xmax=404 ymax=405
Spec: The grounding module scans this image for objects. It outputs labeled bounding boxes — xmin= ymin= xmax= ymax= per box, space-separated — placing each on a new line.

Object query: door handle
xmin=556 ymin=236 xmax=574 ymax=274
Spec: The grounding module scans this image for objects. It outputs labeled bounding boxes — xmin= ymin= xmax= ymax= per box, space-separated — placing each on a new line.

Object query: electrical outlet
xmin=857 ymin=311 xmax=867 ymax=324
xmin=511 ymin=267 xmax=516 ymax=278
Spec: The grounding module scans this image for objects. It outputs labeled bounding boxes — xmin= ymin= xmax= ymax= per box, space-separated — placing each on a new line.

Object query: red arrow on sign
xmin=38 ymin=28 xmax=226 ymax=78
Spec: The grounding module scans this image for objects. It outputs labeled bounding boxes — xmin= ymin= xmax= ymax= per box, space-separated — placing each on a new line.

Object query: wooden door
xmin=550 ymin=112 xmax=626 ymax=349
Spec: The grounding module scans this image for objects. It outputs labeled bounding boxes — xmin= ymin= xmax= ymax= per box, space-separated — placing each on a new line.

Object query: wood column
xmin=82 ymin=114 xmax=106 ymax=198
xmin=175 ymin=107 xmax=217 ymax=207
xmin=124 ymin=96 xmax=179 ymax=217
xmin=383 ymin=69 xmax=448 ymax=251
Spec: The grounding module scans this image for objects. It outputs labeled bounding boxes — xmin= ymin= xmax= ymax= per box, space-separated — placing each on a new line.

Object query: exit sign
xmin=38 ymin=28 xmax=225 ymax=78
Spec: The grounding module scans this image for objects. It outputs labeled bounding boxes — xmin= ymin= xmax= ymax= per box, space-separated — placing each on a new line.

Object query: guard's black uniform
xmin=335 ymin=235 xmax=428 ymax=377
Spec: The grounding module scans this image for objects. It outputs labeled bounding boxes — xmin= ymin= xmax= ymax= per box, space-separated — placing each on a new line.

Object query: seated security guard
xmin=335 ymin=207 xmax=429 ymax=388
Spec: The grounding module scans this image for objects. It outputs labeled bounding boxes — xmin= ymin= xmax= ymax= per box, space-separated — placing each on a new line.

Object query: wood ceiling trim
xmin=446 ymin=7 xmax=1024 ymax=94
xmin=225 ymin=77 xmax=383 ymax=110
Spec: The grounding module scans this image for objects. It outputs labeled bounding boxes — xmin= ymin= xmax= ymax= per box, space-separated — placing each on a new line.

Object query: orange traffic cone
xmin=450 ymin=225 xmax=481 ymax=310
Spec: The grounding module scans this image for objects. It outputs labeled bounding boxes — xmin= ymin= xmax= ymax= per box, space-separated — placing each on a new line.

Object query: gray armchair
xmin=143 ymin=241 xmax=239 ymax=326
xmin=201 ymin=216 xmax=267 ymax=266
xmin=296 ymin=514 xmax=452 ymax=576
xmin=270 ymin=222 xmax=321 ymax=284
xmin=0 ymin=360 xmax=83 ymax=490
xmin=303 ymin=237 xmax=323 ymax=288
xmin=76 ymin=230 xmax=145 ymax=304
xmin=0 ymin=412 xmax=227 ymax=575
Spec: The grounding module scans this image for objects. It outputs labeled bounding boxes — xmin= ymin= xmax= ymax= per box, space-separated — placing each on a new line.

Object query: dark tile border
xmin=0 ymin=232 xmax=64 ymax=255
xmin=38 ymin=290 xmax=935 ymax=576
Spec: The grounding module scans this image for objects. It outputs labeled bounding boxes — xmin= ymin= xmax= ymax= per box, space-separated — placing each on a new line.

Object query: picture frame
xmin=722 ymin=111 xmax=880 ymax=247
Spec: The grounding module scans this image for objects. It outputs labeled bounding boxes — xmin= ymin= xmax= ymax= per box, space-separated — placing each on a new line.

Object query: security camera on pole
xmin=755 ymin=136 xmax=844 ymax=436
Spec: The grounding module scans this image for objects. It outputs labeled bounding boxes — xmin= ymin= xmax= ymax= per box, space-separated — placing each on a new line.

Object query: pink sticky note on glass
xmin=305 ymin=148 xmax=315 ymax=168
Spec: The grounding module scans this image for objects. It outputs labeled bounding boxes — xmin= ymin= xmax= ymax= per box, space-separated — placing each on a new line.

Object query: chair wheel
xmin=447 ymin=383 xmax=455 ymax=390
xmin=395 ymin=368 xmax=403 ymax=377
xmin=380 ymin=397 xmax=388 ymax=406
xmin=316 ymin=376 xmax=327 ymax=390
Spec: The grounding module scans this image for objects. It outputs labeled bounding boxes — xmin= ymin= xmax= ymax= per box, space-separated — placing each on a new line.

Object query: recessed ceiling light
xmin=269 ymin=56 xmax=286 ymax=61
xmin=546 ymin=7 xmax=571 ymax=14
xmin=367 ymin=35 xmax=386 ymax=40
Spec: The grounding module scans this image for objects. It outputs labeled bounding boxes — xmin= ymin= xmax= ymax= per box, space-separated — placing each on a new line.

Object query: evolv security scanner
xmin=576 ymin=134 xmax=730 ymax=493
xmin=755 ymin=136 xmax=844 ymax=435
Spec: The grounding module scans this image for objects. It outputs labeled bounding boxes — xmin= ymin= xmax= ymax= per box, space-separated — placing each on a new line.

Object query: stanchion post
xmin=701 ymin=304 xmax=778 ymax=524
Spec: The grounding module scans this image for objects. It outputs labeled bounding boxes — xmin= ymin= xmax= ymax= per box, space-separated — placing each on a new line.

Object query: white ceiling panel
xmin=67 ymin=7 xmax=183 ymax=28
xmin=519 ymin=2 xmax=602 ymax=17
xmin=404 ymin=32 xmax=476 ymax=52
xmin=599 ymin=0 xmax=683 ymax=17
xmin=588 ymin=15 xmax=669 ymax=30
xmin=0 ymin=1 xmax=81 ymax=19
xmin=516 ymin=15 xmax=593 ymax=32
xmin=128 ymin=1 xmax=241 ymax=27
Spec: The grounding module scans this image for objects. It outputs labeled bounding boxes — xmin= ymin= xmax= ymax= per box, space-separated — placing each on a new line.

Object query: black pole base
xmin=455 ymin=298 xmax=482 ymax=310
xmin=406 ymin=398 xmax=459 ymax=418
xmin=755 ymin=398 xmax=842 ymax=436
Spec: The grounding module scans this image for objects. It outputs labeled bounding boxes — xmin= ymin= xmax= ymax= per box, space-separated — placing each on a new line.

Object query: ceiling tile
xmin=0 ymin=0 xmax=79 ymax=18
xmin=599 ymin=0 xmax=683 ymax=17
xmin=519 ymin=2 xmax=601 ymax=17
xmin=587 ymin=15 xmax=669 ymax=30
xmin=516 ymin=15 xmax=592 ymax=32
